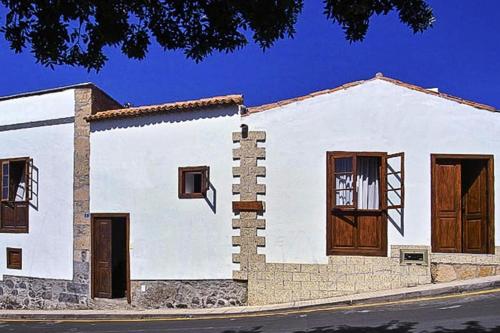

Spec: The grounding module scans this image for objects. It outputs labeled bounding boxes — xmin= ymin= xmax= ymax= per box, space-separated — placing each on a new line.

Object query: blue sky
xmin=0 ymin=1 xmax=498 ymax=109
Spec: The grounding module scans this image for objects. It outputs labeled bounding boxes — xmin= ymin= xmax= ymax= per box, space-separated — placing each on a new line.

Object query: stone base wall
xmin=130 ymin=280 xmax=247 ymax=309
xmin=248 ymin=246 xmax=431 ymax=306
xmin=0 ymin=276 xmax=88 ymax=309
xmin=431 ymin=247 xmax=500 ymax=283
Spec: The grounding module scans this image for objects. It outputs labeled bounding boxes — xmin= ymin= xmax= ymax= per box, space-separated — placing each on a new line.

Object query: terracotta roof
xmin=85 ymin=94 xmax=243 ymax=121
xmin=246 ymin=73 xmax=497 ymax=115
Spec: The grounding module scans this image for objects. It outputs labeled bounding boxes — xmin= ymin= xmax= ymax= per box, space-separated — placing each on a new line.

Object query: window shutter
xmin=1 ymin=161 xmax=9 ymax=202
xmin=385 ymin=152 xmax=405 ymax=209
xmin=27 ymin=158 xmax=33 ymax=201
xmin=203 ymin=166 xmax=210 ymax=193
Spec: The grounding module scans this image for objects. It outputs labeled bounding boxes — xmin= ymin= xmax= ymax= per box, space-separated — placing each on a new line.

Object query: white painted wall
xmin=1 ymin=90 xmax=75 ymax=124
xmin=245 ymin=79 xmax=500 ymax=264
xmin=90 ymin=106 xmax=240 ymax=280
xmin=0 ymin=91 xmax=75 ymax=280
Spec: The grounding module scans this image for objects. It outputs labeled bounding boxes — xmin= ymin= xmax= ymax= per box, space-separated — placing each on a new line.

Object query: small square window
xmin=178 ymin=166 xmax=209 ymax=198
xmin=6 ymin=248 xmax=22 ymax=269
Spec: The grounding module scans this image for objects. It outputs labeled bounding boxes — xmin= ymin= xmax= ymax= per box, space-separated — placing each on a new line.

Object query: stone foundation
xmin=0 ymin=275 xmax=88 ymax=309
xmin=130 ymin=280 xmax=247 ymax=309
xmin=248 ymin=245 xmax=431 ymax=305
xmin=431 ymin=247 xmax=500 ymax=283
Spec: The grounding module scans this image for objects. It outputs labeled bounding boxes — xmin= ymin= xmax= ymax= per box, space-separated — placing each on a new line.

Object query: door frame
xmin=91 ymin=213 xmax=131 ymax=303
xmin=431 ymin=154 xmax=494 ymax=254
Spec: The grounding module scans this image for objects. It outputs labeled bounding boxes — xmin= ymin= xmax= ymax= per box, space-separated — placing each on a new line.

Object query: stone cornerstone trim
xmin=232 ymin=131 xmax=267 ymax=281
xmin=72 ymin=88 xmax=92 ymax=303
xmin=130 ymin=280 xmax=247 ymax=309
xmin=231 ymin=129 xmax=432 ymax=306
xmin=431 ymin=247 xmax=500 ymax=283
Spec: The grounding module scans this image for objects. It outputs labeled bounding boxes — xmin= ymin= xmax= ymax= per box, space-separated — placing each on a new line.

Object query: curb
xmin=1 ymin=276 xmax=500 ymax=321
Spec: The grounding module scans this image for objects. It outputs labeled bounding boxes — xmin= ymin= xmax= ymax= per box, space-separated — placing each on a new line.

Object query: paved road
xmin=1 ymin=290 xmax=500 ymax=333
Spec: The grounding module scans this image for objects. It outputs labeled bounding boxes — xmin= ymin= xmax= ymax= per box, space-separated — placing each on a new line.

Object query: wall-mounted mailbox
xmin=400 ymin=249 xmax=428 ymax=266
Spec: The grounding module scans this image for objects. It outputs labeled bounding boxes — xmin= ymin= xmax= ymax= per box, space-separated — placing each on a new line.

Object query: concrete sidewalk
xmin=1 ymin=275 xmax=500 ymax=320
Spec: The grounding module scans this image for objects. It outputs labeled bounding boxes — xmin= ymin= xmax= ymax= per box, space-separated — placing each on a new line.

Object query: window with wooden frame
xmin=178 ymin=166 xmax=210 ymax=199
xmin=0 ymin=157 xmax=32 ymax=233
xmin=330 ymin=152 xmax=404 ymax=211
xmin=6 ymin=247 xmax=22 ymax=269
xmin=327 ymin=151 xmax=404 ymax=257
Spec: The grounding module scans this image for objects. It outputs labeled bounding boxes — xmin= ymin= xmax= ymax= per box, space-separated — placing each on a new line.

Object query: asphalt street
xmin=1 ymin=290 xmax=500 ymax=333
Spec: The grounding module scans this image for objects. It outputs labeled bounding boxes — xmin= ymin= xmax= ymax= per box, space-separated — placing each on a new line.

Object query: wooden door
xmin=92 ymin=218 xmax=113 ymax=298
xmin=462 ymin=160 xmax=488 ymax=253
xmin=432 ymin=159 xmax=462 ymax=253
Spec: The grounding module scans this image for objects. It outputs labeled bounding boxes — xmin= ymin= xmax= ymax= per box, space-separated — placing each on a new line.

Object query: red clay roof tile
xmin=85 ymin=94 xmax=243 ymax=121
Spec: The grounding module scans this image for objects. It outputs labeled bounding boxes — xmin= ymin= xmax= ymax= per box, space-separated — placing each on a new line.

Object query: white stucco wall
xmin=0 ymin=90 xmax=75 ymax=280
xmin=90 ymin=106 xmax=240 ymax=280
xmin=245 ymin=79 xmax=500 ymax=264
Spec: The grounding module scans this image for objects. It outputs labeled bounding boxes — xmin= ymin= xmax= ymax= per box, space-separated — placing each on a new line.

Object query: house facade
xmin=0 ymin=74 xmax=499 ymax=309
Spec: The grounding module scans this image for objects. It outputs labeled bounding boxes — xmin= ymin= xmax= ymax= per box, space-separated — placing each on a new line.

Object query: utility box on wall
xmin=400 ymin=249 xmax=429 ymax=266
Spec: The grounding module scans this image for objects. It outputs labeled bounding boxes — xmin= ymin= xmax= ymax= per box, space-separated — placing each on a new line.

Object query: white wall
xmin=1 ymin=90 xmax=75 ymax=124
xmin=90 ymin=106 xmax=240 ymax=280
xmin=245 ymin=79 xmax=500 ymax=264
xmin=0 ymin=90 xmax=75 ymax=280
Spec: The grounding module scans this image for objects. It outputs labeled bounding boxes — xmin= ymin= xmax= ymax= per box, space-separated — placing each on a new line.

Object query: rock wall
xmin=0 ymin=275 xmax=88 ymax=309
xmin=431 ymin=248 xmax=500 ymax=283
xmin=130 ymin=280 xmax=247 ymax=309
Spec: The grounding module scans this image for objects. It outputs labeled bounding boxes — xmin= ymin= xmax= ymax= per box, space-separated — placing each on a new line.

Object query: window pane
xmin=356 ymin=157 xmax=380 ymax=209
xmin=2 ymin=162 xmax=9 ymax=201
xmin=334 ymin=157 xmax=354 ymax=206
xmin=335 ymin=157 xmax=352 ymax=174
xmin=336 ymin=190 xmax=354 ymax=206
xmin=185 ymin=172 xmax=202 ymax=194
xmin=10 ymin=161 xmax=26 ymax=202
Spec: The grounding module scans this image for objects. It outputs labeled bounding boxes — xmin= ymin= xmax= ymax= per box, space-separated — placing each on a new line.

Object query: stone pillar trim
xmin=73 ymin=88 xmax=92 ymax=299
xmin=73 ymin=87 xmax=121 ymax=298
xmin=232 ymin=130 xmax=267 ymax=281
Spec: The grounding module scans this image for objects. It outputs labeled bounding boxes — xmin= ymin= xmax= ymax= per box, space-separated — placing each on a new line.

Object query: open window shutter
xmin=203 ymin=166 xmax=210 ymax=193
xmin=27 ymin=158 xmax=33 ymax=201
xmin=1 ymin=161 xmax=9 ymax=202
xmin=385 ymin=152 xmax=404 ymax=209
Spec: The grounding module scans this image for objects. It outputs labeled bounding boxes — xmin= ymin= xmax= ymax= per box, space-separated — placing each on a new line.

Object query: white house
xmin=0 ymin=74 xmax=499 ymax=309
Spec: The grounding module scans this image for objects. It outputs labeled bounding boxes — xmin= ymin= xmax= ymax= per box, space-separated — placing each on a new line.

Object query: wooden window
xmin=178 ymin=166 xmax=209 ymax=199
xmin=327 ymin=151 xmax=404 ymax=256
xmin=6 ymin=248 xmax=22 ymax=269
xmin=0 ymin=157 xmax=31 ymax=233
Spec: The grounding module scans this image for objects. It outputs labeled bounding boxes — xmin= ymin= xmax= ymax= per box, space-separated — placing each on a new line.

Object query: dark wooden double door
xmin=92 ymin=215 xmax=129 ymax=299
xmin=432 ymin=157 xmax=493 ymax=254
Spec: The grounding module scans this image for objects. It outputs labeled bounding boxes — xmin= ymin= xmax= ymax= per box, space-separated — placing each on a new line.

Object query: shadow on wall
xmin=388 ymin=208 xmax=404 ymax=236
xmin=220 ymin=321 xmax=500 ymax=333
xmin=205 ymin=181 xmax=217 ymax=214
xmin=90 ymin=105 xmax=239 ymax=132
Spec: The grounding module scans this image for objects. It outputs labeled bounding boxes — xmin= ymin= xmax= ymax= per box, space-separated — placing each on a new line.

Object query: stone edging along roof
xmin=85 ymin=94 xmax=243 ymax=121
xmin=246 ymin=73 xmax=498 ymax=115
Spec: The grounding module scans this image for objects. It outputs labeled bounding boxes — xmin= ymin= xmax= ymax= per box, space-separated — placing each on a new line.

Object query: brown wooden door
xmin=93 ymin=218 xmax=113 ymax=298
xmin=462 ymin=160 xmax=488 ymax=254
xmin=432 ymin=159 xmax=462 ymax=253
